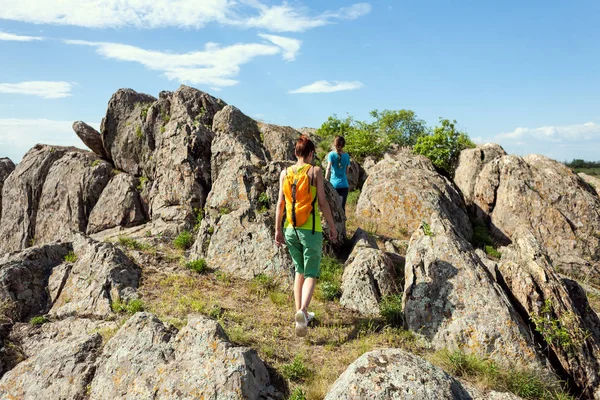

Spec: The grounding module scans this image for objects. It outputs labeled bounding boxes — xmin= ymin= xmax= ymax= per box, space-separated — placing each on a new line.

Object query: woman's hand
xmin=329 ymin=224 xmax=338 ymax=243
xmin=275 ymin=229 xmax=285 ymax=247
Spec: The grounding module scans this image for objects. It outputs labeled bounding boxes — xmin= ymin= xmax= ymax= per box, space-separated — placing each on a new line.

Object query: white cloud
xmin=0 ymin=1 xmax=371 ymax=32
xmin=0 ymin=81 xmax=73 ymax=98
xmin=0 ymin=119 xmax=90 ymax=162
xmin=289 ymin=80 xmax=364 ymax=94
xmin=65 ymin=38 xmax=285 ymax=87
xmin=496 ymin=122 xmax=600 ymax=143
xmin=0 ymin=30 xmax=43 ymax=41
xmin=258 ymin=34 xmax=301 ymax=61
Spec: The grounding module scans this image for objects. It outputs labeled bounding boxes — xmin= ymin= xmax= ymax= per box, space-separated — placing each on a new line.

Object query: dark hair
xmin=295 ymin=134 xmax=316 ymax=159
xmin=333 ymin=136 xmax=346 ymax=153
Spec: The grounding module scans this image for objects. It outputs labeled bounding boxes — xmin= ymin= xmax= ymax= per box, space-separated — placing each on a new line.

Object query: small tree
xmin=369 ymin=109 xmax=429 ymax=146
xmin=344 ymin=121 xmax=389 ymax=163
xmin=413 ymin=118 xmax=475 ymax=175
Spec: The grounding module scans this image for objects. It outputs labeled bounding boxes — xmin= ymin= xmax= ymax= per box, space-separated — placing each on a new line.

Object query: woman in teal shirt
xmin=325 ymin=136 xmax=351 ymax=210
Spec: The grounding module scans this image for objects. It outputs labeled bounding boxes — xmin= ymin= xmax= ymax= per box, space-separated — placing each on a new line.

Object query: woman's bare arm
xmin=274 ymin=169 xmax=286 ymax=246
xmin=314 ymin=167 xmax=337 ymax=241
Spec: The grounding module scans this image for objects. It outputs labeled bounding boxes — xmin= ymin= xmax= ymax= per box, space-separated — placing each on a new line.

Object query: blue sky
xmin=1 ymin=0 xmax=599 ymax=162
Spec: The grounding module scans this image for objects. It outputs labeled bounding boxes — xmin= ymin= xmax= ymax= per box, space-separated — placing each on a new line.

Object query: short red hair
xmin=295 ymin=135 xmax=316 ymax=158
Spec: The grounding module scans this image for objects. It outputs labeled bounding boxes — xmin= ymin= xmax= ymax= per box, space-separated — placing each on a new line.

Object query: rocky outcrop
xmin=402 ymin=214 xmax=539 ymax=365
xmin=0 ymin=145 xmax=75 ymax=254
xmin=497 ymin=227 xmax=600 ymax=399
xmin=257 ymin=122 xmax=299 ymax=161
xmin=579 ymin=172 xmax=600 ymax=196
xmin=324 ymin=349 xmax=472 ymax=400
xmin=89 ymin=312 xmax=278 ymax=399
xmin=454 ymin=143 xmax=506 ymax=209
xmin=34 ymin=151 xmax=112 ymax=244
xmin=0 ymin=243 xmax=71 ymax=323
xmin=0 ymin=158 xmax=15 ymax=222
xmin=87 ymin=173 xmax=146 ymax=234
xmin=0 ymin=330 xmax=101 ymax=399
xmin=340 ymin=230 xmax=400 ymax=315
xmin=49 ymin=234 xmax=141 ymax=319
xmin=72 ymin=121 xmax=109 ymax=159
xmin=356 ymin=151 xmax=472 ymax=241
xmin=459 ymin=152 xmax=600 ymax=285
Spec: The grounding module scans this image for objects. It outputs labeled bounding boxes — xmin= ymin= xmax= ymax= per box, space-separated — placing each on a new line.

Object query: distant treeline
xmin=565 ymin=159 xmax=600 ymax=169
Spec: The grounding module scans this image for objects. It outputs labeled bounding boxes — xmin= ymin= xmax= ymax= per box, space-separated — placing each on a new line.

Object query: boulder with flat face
xmin=257 ymin=122 xmax=299 ymax=161
xmin=356 ymin=151 xmax=472 ymax=241
xmin=72 ymin=120 xmax=109 ymax=159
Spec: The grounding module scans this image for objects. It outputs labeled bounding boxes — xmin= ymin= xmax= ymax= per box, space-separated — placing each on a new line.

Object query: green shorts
xmin=284 ymin=229 xmax=323 ymax=278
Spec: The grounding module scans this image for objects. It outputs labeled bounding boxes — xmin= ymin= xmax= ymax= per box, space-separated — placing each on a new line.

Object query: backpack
xmin=282 ymin=165 xmax=317 ymax=234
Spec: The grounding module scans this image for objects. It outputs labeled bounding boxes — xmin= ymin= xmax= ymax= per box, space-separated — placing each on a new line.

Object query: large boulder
xmin=0 ymin=145 xmax=75 ymax=254
xmin=498 ymin=227 xmax=600 ymax=399
xmin=0 ymin=243 xmax=71 ymax=323
xmin=463 ymin=154 xmax=600 ymax=286
xmin=87 ymin=172 xmax=146 ymax=234
xmin=49 ymin=234 xmax=141 ymax=319
xmin=579 ymin=172 xmax=600 ymax=197
xmin=34 ymin=151 xmax=112 ymax=244
xmin=402 ymin=214 xmax=539 ymax=365
xmin=99 ymin=86 xmax=226 ymax=235
xmin=72 ymin=121 xmax=109 ymax=159
xmin=257 ymin=122 xmax=299 ymax=161
xmin=454 ymin=143 xmax=506 ymax=209
xmin=0 ymin=158 xmax=15 ymax=223
xmin=0 ymin=331 xmax=101 ymax=399
xmin=356 ymin=151 xmax=472 ymax=241
xmin=340 ymin=229 xmax=400 ymax=315
xmin=324 ymin=349 xmax=472 ymax=400
xmin=89 ymin=312 xmax=279 ymax=399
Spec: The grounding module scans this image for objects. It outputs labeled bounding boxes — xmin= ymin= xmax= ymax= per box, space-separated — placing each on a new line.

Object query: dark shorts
xmin=335 ymin=187 xmax=349 ymax=210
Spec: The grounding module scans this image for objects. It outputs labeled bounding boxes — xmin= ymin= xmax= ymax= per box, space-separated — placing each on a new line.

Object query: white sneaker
xmin=306 ymin=311 xmax=315 ymax=324
xmin=295 ymin=310 xmax=308 ymax=337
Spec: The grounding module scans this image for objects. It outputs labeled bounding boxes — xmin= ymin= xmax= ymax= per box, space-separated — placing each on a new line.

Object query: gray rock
xmin=257 ymin=122 xmax=299 ymax=161
xmin=402 ymin=214 xmax=539 ymax=365
xmin=0 ymin=145 xmax=74 ymax=254
xmin=340 ymin=231 xmax=400 ymax=316
xmin=34 ymin=151 xmax=112 ymax=244
xmin=579 ymin=172 xmax=600 ymax=197
xmin=87 ymin=173 xmax=146 ymax=234
xmin=0 ymin=330 xmax=101 ymax=399
xmin=356 ymin=151 xmax=472 ymax=241
xmin=0 ymin=157 xmax=15 ymax=223
xmin=324 ymin=348 xmax=472 ymax=400
xmin=498 ymin=227 xmax=600 ymax=399
xmin=49 ymin=233 xmax=141 ymax=319
xmin=468 ymin=154 xmax=600 ymax=286
xmin=454 ymin=143 xmax=506 ymax=209
xmin=89 ymin=312 xmax=278 ymax=399
xmin=0 ymin=242 xmax=71 ymax=323
xmin=72 ymin=120 xmax=109 ymax=159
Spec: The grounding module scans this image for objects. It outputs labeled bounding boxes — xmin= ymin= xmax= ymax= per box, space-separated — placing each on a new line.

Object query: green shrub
xmin=257 ymin=192 xmax=270 ymax=213
xmin=186 ymin=259 xmax=208 ymax=274
xmin=485 ymin=245 xmax=502 ymax=259
xmin=173 ymin=230 xmax=194 ymax=250
xmin=347 ymin=189 xmax=361 ymax=206
xmin=288 ymin=387 xmax=307 ymax=400
xmin=282 ymin=355 xmax=310 ymax=382
xmin=30 ymin=316 xmax=48 ymax=326
xmin=413 ymin=118 xmax=475 ymax=176
xmin=135 ymin=125 xmax=143 ymax=139
xmin=64 ymin=251 xmax=78 ymax=263
xmin=193 ymin=208 xmax=203 ymax=232
xmin=317 ymin=256 xmax=344 ymax=301
xmin=379 ymin=294 xmax=403 ymax=327
xmin=251 ymin=274 xmax=278 ymax=296
xmin=137 ymin=176 xmax=148 ymax=191
xmin=112 ymin=299 xmax=145 ymax=315
xmin=118 ymin=236 xmax=151 ymax=251
xmin=422 ymin=221 xmax=434 ymax=237
xmin=530 ymin=299 xmax=587 ymax=354
xmin=160 ymin=125 xmax=166 ymax=133
xmin=320 ymin=281 xmax=342 ymax=301
xmin=208 ymin=303 xmax=223 ymax=319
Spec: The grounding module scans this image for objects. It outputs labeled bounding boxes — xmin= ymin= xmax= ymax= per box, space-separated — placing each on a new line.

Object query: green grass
xmin=118 ymin=236 xmax=151 ymax=251
xmin=135 ymin=125 xmax=143 ymax=139
xmin=530 ymin=299 xmax=588 ymax=354
xmin=282 ymin=355 xmax=311 ymax=383
xmin=185 ymin=259 xmax=208 ymax=274
xmin=379 ymin=294 xmax=403 ymax=327
xmin=257 ymin=192 xmax=270 ymax=213
xmin=316 ymin=256 xmax=344 ymax=301
xmin=160 ymin=125 xmax=166 ymax=133
xmin=485 ymin=245 xmax=502 ymax=259
xmin=137 ymin=176 xmax=148 ymax=191
xmin=219 ymin=207 xmax=231 ymax=215
xmin=472 ymin=219 xmax=502 ymax=259
xmin=573 ymin=167 xmax=600 ymax=176
xmin=63 ymin=251 xmax=78 ymax=263
xmin=193 ymin=207 xmax=203 ymax=232
xmin=422 ymin=221 xmax=434 ymax=237
xmin=250 ymin=274 xmax=278 ymax=297
xmin=90 ymin=159 xmax=101 ymax=167
xmin=288 ymin=387 xmax=307 ymax=400
xmin=29 ymin=316 xmax=48 ymax=326
xmin=111 ymin=298 xmax=145 ymax=315
xmin=347 ymin=189 xmax=361 ymax=206
xmin=430 ymin=349 xmax=572 ymax=400
xmin=173 ymin=230 xmax=194 ymax=250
